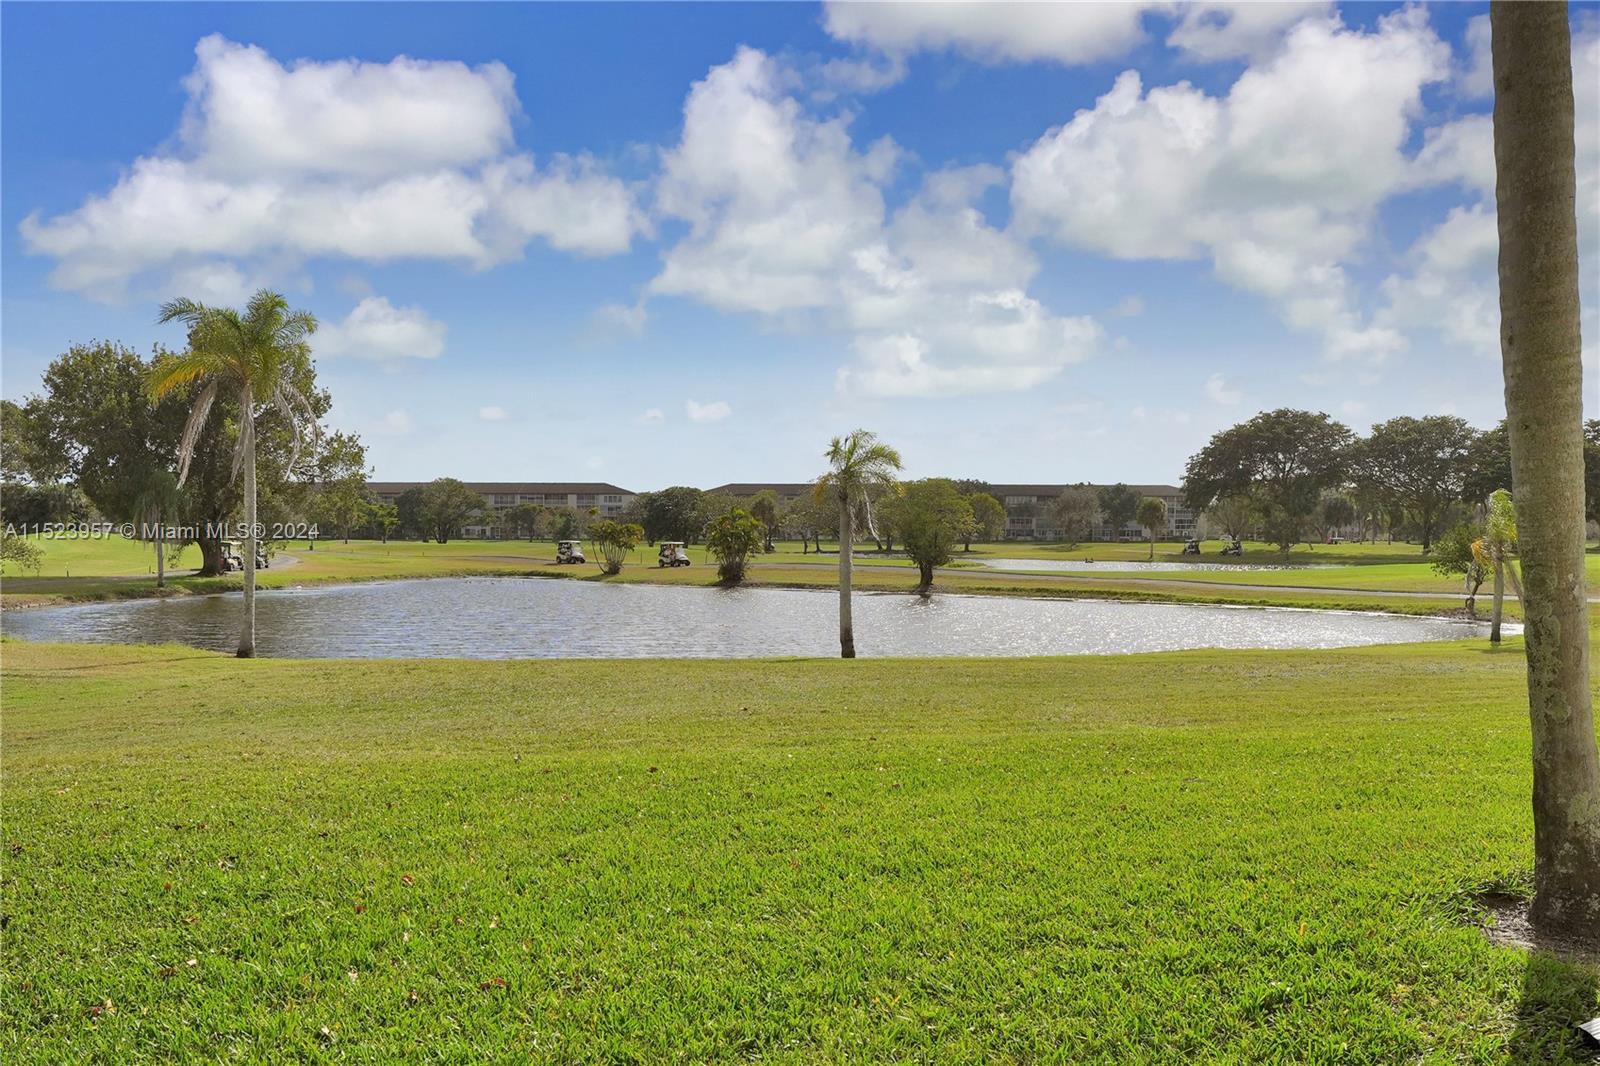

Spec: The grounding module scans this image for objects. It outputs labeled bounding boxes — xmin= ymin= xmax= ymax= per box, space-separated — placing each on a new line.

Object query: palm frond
xmin=156 ymin=296 xmax=209 ymax=327
xmin=147 ymin=351 xmax=224 ymax=400
xmin=271 ymin=383 xmax=321 ymax=473
xmin=174 ymin=380 xmax=219 ymax=486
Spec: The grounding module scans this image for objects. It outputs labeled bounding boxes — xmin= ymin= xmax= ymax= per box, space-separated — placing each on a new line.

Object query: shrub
xmin=588 ymin=520 xmax=643 ymax=576
xmin=706 ymin=508 xmax=764 ymax=584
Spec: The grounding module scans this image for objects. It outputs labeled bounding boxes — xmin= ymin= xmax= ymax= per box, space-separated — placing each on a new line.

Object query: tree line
xmin=1181 ymin=408 xmax=1600 ymax=552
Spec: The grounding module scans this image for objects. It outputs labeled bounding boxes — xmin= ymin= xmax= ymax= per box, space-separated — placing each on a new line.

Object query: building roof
xmin=703 ymin=482 xmax=816 ymax=497
xmin=987 ymin=483 xmax=1182 ymax=498
xmin=366 ymin=481 xmax=634 ymax=496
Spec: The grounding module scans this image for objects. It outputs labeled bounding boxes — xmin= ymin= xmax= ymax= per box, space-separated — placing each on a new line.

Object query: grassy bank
xmin=0 ymin=536 xmax=1545 ymax=619
xmin=3 ymin=637 xmax=1596 ymax=1061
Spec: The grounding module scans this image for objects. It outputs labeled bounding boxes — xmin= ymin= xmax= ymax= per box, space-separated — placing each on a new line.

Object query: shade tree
xmin=965 ymin=492 xmax=1007 ymax=549
xmin=1350 ymin=416 xmax=1476 ymax=552
xmin=1182 ymin=409 xmax=1353 ymax=552
xmin=1050 ymin=485 xmax=1098 ymax=546
xmin=1096 ymin=483 xmax=1139 ymax=540
xmin=418 ymin=478 xmax=484 ymax=543
xmin=890 ymin=479 xmax=974 ymax=590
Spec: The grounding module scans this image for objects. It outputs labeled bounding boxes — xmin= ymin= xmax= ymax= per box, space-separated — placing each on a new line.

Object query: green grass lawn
xmin=3 ymin=635 xmax=1597 ymax=1062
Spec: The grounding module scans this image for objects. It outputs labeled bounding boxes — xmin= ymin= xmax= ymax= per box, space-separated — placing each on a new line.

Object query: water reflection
xmin=1 ymin=577 xmax=1495 ymax=660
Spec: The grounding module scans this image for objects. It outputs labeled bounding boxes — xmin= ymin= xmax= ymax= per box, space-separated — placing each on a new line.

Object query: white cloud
xmin=1380 ymin=28 xmax=1599 ymax=360
xmin=822 ymin=1 xmax=1326 ymax=67
xmin=1011 ymin=7 xmax=1449 ymax=363
xmin=1110 ymin=294 xmax=1144 ymax=317
xmin=685 ymin=399 xmax=732 ymax=423
xmin=594 ymin=301 xmax=648 ymax=336
xmin=179 ymin=35 xmax=517 ymax=180
xmin=1407 ymin=114 xmax=1494 ymax=195
xmin=585 ymin=456 xmax=605 ymax=470
xmin=637 ymin=407 xmax=665 ymax=425
xmin=822 ymin=2 xmax=1156 ymax=67
xmin=313 ymin=296 xmax=447 ymax=362
xmin=815 ymin=52 xmax=908 ymax=98
xmin=478 ymin=405 xmax=509 ymax=422
xmin=165 ymin=261 xmax=253 ymax=306
xmin=650 ymin=48 xmax=1102 ymax=396
xmin=1457 ymin=14 xmax=1493 ymax=99
xmin=376 ymin=409 xmax=413 ymax=435
xmin=20 ymin=35 xmax=639 ymax=297
xmin=1203 ymin=373 xmax=1241 ymax=405
xmin=1166 ymin=2 xmax=1333 ymax=62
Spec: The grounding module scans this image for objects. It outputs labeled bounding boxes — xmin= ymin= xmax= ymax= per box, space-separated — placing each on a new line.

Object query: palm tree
xmin=817 ymin=430 xmax=902 ymax=658
xmin=129 ymin=467 xmax=183 ymax=589
xmin=147 ymin=290 xmax=319 ymax=658
xmin=1491 ymin=1 xmax=1600 ymax=939
xmin=1479 ymin=489 xmax=1522 ymax=645
xmin=1136 ymin=496 xmax=1167 ymax=560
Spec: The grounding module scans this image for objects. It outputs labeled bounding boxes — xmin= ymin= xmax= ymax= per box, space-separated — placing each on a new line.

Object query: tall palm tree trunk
xmin=838 ymin=499 xmax=855 ymax=659
xmin=239 ymin=391 xmax=257 ymax=659
xmin=155 ymin=514 xmax=165 ymax=589
xmin=1490 ymin=560 xmax=1503 ymax=644
xmin=1492 ymin=0 xmax=1600 ymax=937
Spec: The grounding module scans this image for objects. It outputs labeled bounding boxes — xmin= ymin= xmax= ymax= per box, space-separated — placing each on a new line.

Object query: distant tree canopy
xmin=420 ymin=478 xmax=483 ymax=543
xmin=1182 ymin=409 xmax=1600 ymax=552
xmin=640 ymin=486 xmax=704 ymax=544
xmin=966 ymin=492 xmax=1007 ymax=548
xmin=748 ymin=490 xmax=780 ymax=552
xmin=1350 ymin=415 xmax=1475 ymax=551
xmin=1051 ymin=485 xmax=1099 ymax=546
xmin=1096 ymin=483 xmax=1139 ymax=536
xmin=310 ymin=431 xmax=370 ymax=542
xmin=1183 ymin=409 xmax=1353 ymax=551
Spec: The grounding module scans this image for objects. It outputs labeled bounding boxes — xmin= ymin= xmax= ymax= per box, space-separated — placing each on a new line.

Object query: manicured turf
xmin=3 ymin=636 xmax=1597 ymax=1062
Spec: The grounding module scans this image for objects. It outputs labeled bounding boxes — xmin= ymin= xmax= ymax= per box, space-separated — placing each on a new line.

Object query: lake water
xmin=975 ymin=558 xmax=1336 ymax=573
xmin=1 ymin=577 xmax=1494 ymax=659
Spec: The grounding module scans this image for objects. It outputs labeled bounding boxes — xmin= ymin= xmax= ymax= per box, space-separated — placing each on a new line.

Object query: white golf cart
xmin=555 ymin=540 xmax=585 ymax=565
xmin=657 ymin=541 xmax=691 ymax=567
xmin=221 ymin=539 xmax=269 ymax=572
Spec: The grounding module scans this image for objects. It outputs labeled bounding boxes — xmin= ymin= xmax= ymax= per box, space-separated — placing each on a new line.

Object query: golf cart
xmin=1181 ymin=539 xmax=1201 ymax=555
xmin=657 ymin=541 xmax=691 ymax=567
xmin=1220 ymin=538 xmax=1243 ymax=557
xmin=221 ymin=539 xmax=269 ymax=572
xmin=555 ymin=540 xmax=585 ymax=565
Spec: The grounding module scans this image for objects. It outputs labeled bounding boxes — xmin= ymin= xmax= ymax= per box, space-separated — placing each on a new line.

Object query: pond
xmin=1 ymin=577 xmax=1495 ymax=659
xmin=974 ymin=558 xmax=1336 ymax=573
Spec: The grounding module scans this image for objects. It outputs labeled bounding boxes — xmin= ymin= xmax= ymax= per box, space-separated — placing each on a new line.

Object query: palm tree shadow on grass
xmin=1508 ymin=950 xmax=1599 ymax=1064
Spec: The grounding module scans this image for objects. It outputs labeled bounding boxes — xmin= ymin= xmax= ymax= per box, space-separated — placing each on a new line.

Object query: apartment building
xmin=703 ymin=483 xmax=814 ymax=504
xmin=366 ymin=481 xmax=636 ymax=537
xmin=990 ymin=483 xmax=1198 ymax=541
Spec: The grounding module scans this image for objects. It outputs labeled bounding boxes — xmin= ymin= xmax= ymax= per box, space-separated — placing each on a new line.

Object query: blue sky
xmin=3 ymin=2 xmax=1596 ymax=490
